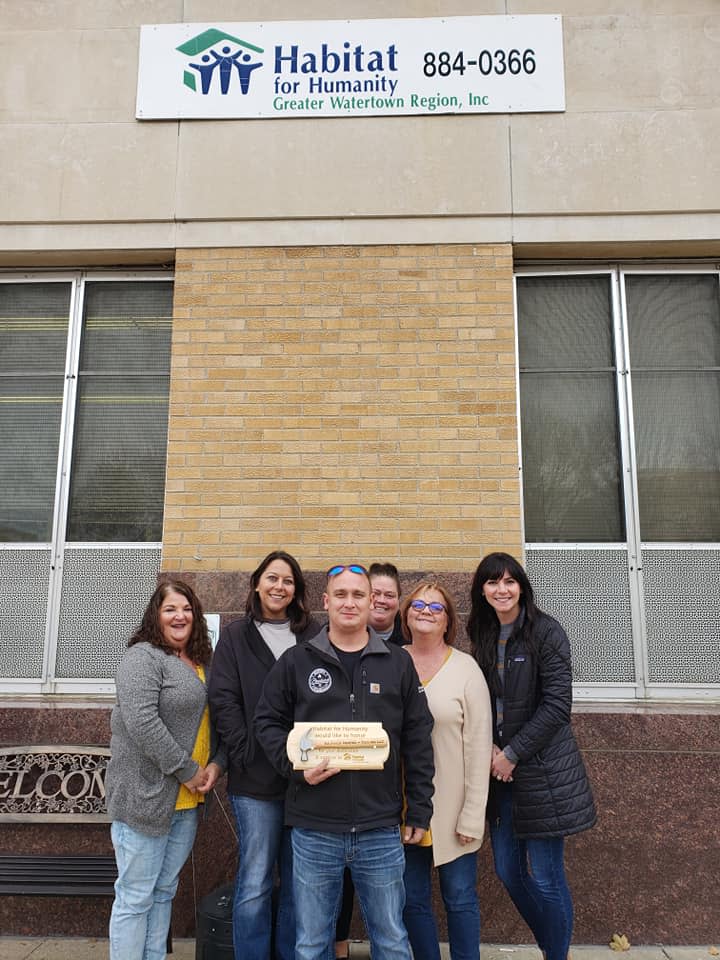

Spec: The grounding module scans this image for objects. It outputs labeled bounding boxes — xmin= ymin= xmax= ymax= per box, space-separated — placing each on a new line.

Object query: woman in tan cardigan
xmin=401 ymin=580 xmax=493 ymax=960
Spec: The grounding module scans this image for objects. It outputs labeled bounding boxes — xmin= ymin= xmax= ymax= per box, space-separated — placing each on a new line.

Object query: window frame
xmin=0 ymin=270 xmax=173 ymax=697
xmin=514 ymin=262 xmax=720 ymax=703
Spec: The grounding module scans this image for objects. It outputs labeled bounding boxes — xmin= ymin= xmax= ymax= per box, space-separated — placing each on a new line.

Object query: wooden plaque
xmin=287 ymin=722 xmax=390 ymax=771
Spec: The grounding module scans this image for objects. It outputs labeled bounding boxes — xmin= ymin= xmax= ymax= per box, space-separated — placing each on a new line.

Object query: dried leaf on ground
xmin=708 ymin=948 xmax=719 ymax=956
xmin=609 ymin=934 xmax=631 ymax=952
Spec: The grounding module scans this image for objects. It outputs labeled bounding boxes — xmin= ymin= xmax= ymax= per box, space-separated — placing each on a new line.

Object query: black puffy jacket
xmin=491 ymin=611 xmax=596 ymax=839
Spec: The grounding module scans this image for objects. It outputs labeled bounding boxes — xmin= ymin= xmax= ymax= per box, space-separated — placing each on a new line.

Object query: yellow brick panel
xmin=164 ymin=245 xmax=521 ymax=571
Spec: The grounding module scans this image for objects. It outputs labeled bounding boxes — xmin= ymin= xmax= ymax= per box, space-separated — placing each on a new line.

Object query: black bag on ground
xmin=195 ymin=883 xmax=234 ymax=959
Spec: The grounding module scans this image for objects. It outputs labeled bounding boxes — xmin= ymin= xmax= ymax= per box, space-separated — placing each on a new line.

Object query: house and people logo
xmin=176 ymin=28 xmax=264 ymax=95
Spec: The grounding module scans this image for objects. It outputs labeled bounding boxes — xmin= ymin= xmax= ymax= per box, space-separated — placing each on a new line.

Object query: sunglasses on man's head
xmin=326 ymin=564 xmax=369 ymax=578
xmin=409 ymin=600 xmax=446 ymax=614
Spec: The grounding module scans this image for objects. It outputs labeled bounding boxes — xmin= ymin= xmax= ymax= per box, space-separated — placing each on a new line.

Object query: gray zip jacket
xmin=106 ymin=641 xmax=225 ymax=837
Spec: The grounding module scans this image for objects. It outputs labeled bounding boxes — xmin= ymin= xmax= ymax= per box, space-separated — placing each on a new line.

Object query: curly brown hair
xmin=128 ymin=580 xmax=212 ymax=665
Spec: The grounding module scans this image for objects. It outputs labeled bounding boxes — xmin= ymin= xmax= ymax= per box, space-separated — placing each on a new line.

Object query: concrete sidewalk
xmin=0 ymin=942 xmax=717 ymax=960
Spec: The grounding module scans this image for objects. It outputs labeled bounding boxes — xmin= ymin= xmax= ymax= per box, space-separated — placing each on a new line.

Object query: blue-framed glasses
xmin=409 ymin=599 xmax=446 ymax=614
xmin=326 ymin=564 xmax=369 ymax=578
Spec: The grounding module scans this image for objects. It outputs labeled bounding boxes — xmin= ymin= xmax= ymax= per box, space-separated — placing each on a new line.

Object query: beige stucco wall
xmin=1 ymin=1 xmax=718 ymax=257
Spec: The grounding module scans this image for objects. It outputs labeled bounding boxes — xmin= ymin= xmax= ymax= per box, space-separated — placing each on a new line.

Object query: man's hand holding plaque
xmin=287 ymin=721 xmax=390 ymax=771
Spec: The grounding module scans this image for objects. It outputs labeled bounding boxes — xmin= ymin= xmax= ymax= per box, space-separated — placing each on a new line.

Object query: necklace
xmin=409 ymin=643 xmax=449 ymax=683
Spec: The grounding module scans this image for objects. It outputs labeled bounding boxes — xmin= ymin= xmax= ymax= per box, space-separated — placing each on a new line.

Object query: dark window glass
xmin=0 ymin=283 xmax=70 ymax=541
xmin=66 ymin=281 xmax=173 ymax=542
xmin=625 ymin=274 xmax=720 ymax=541
xmin=517 ymin=275 xmax=625 ymax=542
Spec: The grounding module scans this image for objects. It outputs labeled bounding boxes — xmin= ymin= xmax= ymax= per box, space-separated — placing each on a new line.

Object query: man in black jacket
xmin=255 ymin=563 xmax=434 ymax=960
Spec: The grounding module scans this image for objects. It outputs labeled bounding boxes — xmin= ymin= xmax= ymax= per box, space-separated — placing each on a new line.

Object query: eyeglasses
xmin=326 ymin=564 xmax=369 ymax=579
xmin=409 ymin=600 xmax=447 ymax=614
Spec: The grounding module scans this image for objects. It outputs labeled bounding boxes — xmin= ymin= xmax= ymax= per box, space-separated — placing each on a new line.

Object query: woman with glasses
xmin=208 ymin=551 xmax=321 ymax=960
xmin=467 ymin=553 xmax=596 ymax=960
xmin=400 ymin=580 xmax=492 ymax=960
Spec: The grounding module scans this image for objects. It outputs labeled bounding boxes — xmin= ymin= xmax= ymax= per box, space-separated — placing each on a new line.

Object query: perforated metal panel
xmin=54 ymin=548 xmax=161 ymax=679
xmin=642 ymin=549 xmax=720 ymax=684
xmin=525 ymin=549 xmax=635 ymax=683
xmin=0 ymin=549 xmax=51 ymax=679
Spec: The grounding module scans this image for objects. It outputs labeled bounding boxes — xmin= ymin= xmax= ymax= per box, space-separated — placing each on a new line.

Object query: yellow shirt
xmin=175 ymin=665 xmax=210 ymax=810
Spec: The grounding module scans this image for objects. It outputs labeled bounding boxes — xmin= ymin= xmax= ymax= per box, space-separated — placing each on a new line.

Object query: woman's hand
xmin=197 ymin=762 xmax=222 ymax=794
xmin=182 ymin=765 xmax=207 ymax=793
xmin=491 ymin=749 xmax=516 ymax=783
xmin=457 ymin=833 xmax=476 ymax=845
xmin=403 ymin=826 xmax=426 ymax=845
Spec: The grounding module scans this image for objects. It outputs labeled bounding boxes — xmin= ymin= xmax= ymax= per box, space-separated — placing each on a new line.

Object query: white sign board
xmin=136 ymin=16 xmax=565 ymax=120
xmin=204 ymin=613 xmax=220 ymax=650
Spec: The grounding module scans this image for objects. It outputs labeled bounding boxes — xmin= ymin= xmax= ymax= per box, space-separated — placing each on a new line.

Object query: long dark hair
xmin=467 ymin=552 xmax=539 ymax=695
xmin=129 ymin=579 xmax=212 ymax=666
xmin=245 ymin=550 xmax=311 ymax=634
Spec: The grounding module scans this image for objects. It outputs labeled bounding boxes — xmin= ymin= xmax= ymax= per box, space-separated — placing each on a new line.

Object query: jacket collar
xmin=246 ymin=616 xmax=280 ymax=669
xmin=308 ymin=624 xmax=388 ymax=660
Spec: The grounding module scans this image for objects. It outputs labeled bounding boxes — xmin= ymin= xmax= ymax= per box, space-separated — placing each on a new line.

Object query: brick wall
xmin=163 ymin=243 xmax=520 ymax=573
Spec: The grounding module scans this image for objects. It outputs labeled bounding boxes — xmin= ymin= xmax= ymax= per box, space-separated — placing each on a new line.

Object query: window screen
xmin=0 ymin=282 xmax=70 ymax=542
xmin=625 ymin=274 xmax=720 ymax=541
xmin=517 ymin=275 xmax=625 ymax=542
xmin=65 ymin=281 xmax=173 ymax=542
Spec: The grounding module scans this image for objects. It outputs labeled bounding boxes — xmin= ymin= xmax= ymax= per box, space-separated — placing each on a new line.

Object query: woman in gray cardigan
xmin=106 ymin=580 xmax=225 ymax=960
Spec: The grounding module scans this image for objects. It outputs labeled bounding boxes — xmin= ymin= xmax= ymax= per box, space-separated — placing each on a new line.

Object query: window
xmin=67 ymin=281 xmax=173 ymax=542
xmin=0 ymin=273 xmax=173 ymax=694
xmin=625 ymin=274 xmax=720 ymax=542
xmin=517 ymin=275 xmax=624 ymax=542
xmin=0 ymin=282 xmax=70 ymax=542
xmin=517 ymin=267 xmax=720 ymax=699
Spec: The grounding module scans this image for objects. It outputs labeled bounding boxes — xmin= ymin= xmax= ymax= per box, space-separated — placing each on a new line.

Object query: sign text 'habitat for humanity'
xmin=136 ymin=16 xmax=565 ymax=120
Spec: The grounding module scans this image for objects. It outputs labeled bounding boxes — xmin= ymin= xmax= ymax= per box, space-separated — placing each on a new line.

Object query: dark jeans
xmin=490 ymin=783 xmax=573 ymax=960
xmin=403 ymin=844 xmax=480 ymax=960
xmin=230 ymin=794 xmax=295 ymax=960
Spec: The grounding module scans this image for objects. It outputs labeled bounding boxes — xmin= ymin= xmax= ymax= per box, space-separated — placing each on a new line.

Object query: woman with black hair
xmin=467 ymin=552 xmax=596 ymax=960
xmin=208 ymin=551 xmax=320 ymax=960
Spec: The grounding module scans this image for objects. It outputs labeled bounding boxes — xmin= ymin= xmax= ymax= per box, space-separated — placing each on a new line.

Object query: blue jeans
xmin=293 ymin=826 xmax=411 ymax=960
xmin=109 ymin=807 xmax=198 ymax=960
xmin=231 ymin=794 xmax=295 ymax=960
xmin=403 ymin=845 xmax=480 ymax=960
xmin=490 ymin=784 xmax=574 ymax=960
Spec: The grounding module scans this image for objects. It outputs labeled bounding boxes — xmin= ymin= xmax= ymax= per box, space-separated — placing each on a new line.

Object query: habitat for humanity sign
xmin=136 ymin=16 xmax=565 ymax=119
